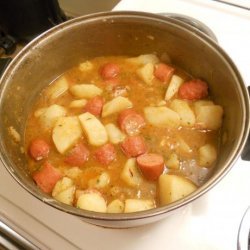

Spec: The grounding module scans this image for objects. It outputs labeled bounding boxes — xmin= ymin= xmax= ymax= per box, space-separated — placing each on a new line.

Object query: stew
xmin=25 ymin=54 xmax=223 ymax=213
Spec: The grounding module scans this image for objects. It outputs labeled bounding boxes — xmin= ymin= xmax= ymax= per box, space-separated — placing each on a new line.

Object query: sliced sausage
xmin=94 ymin=143 xmax=116 ymax=165
xmin=84 ymin=96 xmax=104 ymax=116
xmin=136 ymin=153 xmax=164 ymax=181
xmin=154 ymin=63 xmax=175 ymax=83
xmin=29 ymin=139 xmax=50 ymax=161
xmin=121 ymin=135 xmax=147 ymax=158
xmin=178 ymin=79 xmax=208 ymax=100
xmin=64 ymin=143 xmax=90 ymax=166
xmin=32 ymin=162 xmax=62 ymax=193
xmin=118 ymin=108 xmax=145 ymax=136
xmin=100 ymin=63 xmax=120 ymax=80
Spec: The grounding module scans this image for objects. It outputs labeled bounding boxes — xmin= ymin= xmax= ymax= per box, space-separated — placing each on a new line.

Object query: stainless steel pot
xmin=0 ymin=11 xmax=249 ymax=228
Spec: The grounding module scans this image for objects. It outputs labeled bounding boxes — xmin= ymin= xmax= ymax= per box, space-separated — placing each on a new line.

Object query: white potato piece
xmin=198 ymin=144 xmax=217 ymax=167
xmin=70 ymin=84 xmax=102 ymax=99
xmin=120 ymin=158 xmax=143 ymax=187
xmin=107 ymin=199 xmax=125 ymax=213
xmin=79 ymin=61 xmax=93 ymax=71
xmin=46 ymin=76 xmax=68 ymax=100
xmin=39 ymin=104 xmax=67 ymax=130
xmin=159 ymin=174 xmax=197 ymax=205
xmin=64 ymin=167 xmax=83 ymax=179
xmin=77 ymin=190 xmax=107 ymax=212
xmin=170 ymin=99 xmax=195 ymax=126
xmin=52 ymin=177 xmax=74 ymax=196
xmin=52 ymin=177 xmax=75 ymax=205
xmin=136 ymin=63 xmax=154 ymax=85
xmin=52 ymin=116 xmax=82 ymax=154
xmin=88 ymin=172 xmax=110 ymax=189
xmin=102 ymin=96 xmax=133 ymax=118
xmin=69 ymin=99 xmax=87 ymax=108
xmin=165 ymin=153 xmax=179 ymax=169
xmin=54 ymin=186 xmax=76 ymax=205
xmin=79 ymin=112 xmax=108 ymax=146
xmin=105 ymin=123 xmax=126 ymax=144
xmin=144 ymin=106 xmax=181 ymax=128
xmin=195 ymin=105 xmax=223 ymax=130
xmin=126 ymin=54 xmax=159 ymax=65
xmin=165 ymin=75 xmax=184 ymax=100
xmin=124 ymin=199 xmax=155 ymax=213
xmin=193 ymin=100 xmax=214 ymax=110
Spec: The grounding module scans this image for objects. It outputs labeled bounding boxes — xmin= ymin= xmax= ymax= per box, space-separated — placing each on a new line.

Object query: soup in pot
xmin=25 ymin=54 xmax=223 ymax=213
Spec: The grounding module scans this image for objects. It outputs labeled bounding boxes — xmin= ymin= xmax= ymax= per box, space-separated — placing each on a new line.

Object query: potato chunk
xmin=78 ymin=112 xmax=108 ymax=146
xmin=46 ymin=76 xmax=68 ymax=100
xmin=170 ymin=99 xmax=195 ymax=126
xmin=102 ymin=96 xmax=133 ymax=118
xmin=165 ymin=153 xmax=179 ymax=169
xmin=70 ymin=84 xmax=102 ymax=99
xmin=78 ymin=61 xmax=93 ymax=71
xmin=124 ymin=199 xmax=155 ymax=213
xmin=136 ymin=63 xmax=154 ymax=85
xmin=165 ymin=75 xmax=184 ymax=100
xmin=52 ymin=116 xmax=82 ymax=154
xmin=198 ymin=144 xmax=217 ymax=167
xmin=77 ymin=190 xmax=107 ymax=212
xmin=39 ymin=104 xmax=66 ymax=130
xmin=144 ymin=106 xmax=181 ymax=128
xmin=120 ymin=158 xmax=143 ymax=187
xmin=193 ymin=100 xmax=214 ymax=110
xmin=88 ymin=172 xmax=110 ymax=189
xmin=127 ymin=54 xmax=159 ymax=65
xmin=107 ymin=199 xmax=125 ymax=213
xmin=195 ymin=105 xmax=223 ymax=130
xmin=69 ymin=99 xmax=87 ymax=108
xmin=64 ymin=167 xmax=83 ymax=180
xmin=105 ymin=123 xmax=126 ymax=144
xmin=52 ymin=177 xmax=75 ymax=205
xmin=159 ymin=174 xmax=197 ymax=205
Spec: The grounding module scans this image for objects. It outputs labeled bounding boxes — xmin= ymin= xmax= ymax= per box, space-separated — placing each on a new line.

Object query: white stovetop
xmin=0 ymin=1 xmax=250 ymax=249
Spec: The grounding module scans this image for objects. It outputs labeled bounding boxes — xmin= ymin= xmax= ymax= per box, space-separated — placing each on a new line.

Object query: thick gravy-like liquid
xmin=25 ymin=55 xmax=222 ymax=212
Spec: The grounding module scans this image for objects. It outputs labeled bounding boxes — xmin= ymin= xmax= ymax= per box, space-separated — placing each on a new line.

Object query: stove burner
xmin=238 ymin=207 xmax=250 ymax=250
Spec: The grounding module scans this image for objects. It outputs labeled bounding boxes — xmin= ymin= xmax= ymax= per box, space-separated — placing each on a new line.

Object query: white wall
xmin=59 ymin=0 xmax=120 ymax=17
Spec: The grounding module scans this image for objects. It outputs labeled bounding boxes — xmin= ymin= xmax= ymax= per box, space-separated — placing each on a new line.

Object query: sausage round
xmin=84 ymin=96 xmax=104 ymax=116
xmin=118 ymin=109 xmax=145 ymax=136
xmin=64 ymin=143 xmax=90 ymax=166
xmin=100 ymin=63 xmax=120 ymax=80
xmin=178 ymin=79 xmax=208 ymax=100
xmin=32 ymin=162 xmax=62 ymax=193
xmin=136 ymin=153 xmax=164 ymax=181
xmin=94 ymin=143 xmax=116 ymax=165
xmin=154 ymin=63 xmax=175 ymax=83
xmin=29 ymin=139 xmax=50 ymax=161
xmin=121 ymin=135 xmax=147 ymax=158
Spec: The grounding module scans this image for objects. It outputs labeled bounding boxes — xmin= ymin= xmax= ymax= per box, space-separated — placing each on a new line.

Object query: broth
xmin=25 ymin=54 xmax=223 ymax=213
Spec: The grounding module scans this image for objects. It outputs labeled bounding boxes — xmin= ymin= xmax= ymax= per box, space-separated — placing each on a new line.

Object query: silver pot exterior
xmin=0 ymin=11 xmax=249 ymax=228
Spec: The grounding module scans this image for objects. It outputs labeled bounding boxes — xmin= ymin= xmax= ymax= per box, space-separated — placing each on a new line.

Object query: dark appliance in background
xmin=0 ymin=0 xmax=67 ymax=59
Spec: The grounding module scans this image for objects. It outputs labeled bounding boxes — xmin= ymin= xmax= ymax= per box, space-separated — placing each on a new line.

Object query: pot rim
xmin=0 ymin=11 xmax=249 ymax=222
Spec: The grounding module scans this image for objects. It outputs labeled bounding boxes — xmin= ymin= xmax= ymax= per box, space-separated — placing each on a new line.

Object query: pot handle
xmin=159 ymin=13 xmax=218 ymax=42
xmin=0 ymin=58 xmax=12 ymax=77
xmin=241 ymin=86 xmax=250 ymax=161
